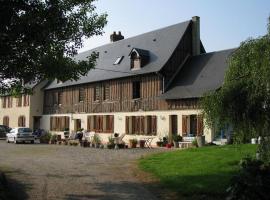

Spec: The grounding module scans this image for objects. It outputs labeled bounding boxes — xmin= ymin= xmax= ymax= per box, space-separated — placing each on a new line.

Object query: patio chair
xmin=114 ymin=133 xmax=126 ymax=148
xmin=83 ymin=131 xmax=95 ymax=142
xmin=68 ymin=132 xmax=76 ymax=140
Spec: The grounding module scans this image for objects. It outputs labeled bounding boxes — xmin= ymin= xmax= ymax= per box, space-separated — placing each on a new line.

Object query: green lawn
xmin=139 ymin=144 xmax=257 ymax=199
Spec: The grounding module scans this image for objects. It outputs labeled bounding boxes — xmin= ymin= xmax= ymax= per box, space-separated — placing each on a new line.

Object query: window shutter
xmin=197 ymin=115 xmax=204 ymax=136
xmin=182 ymin=115 xmax=188 ymax=136
xmin=131 ymin=116 xmax=135 ymax=135
xmin=126 ymin=116 xmax=130 ymax=134
xmin=50 ymin=117 xmax=53 ymax=131
xmin=3 ymin=116 xmax=9 ymax=127
xmin=103 ymin=115 xmax=107 ymax=132
xmin=87 ymin=116 xmax=94 ymax=131
xmin=151 ymin=116 xmax=157 ymax=135
xmin=140 ymin=116 xmax=145 ymax=135
xmin=144 ymin=116 xmax=149 ymax=135
xmin=109 ymin=115 xmax=114 ymax=133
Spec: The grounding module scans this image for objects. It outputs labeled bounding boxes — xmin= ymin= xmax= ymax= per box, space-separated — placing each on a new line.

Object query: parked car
xmin=0 ymin=126 xmax=7 ymax=138
xmin=6 ymin=127 xmax=35 ymax=144
xmin=0 ymin=125 xmax=11 ymax=132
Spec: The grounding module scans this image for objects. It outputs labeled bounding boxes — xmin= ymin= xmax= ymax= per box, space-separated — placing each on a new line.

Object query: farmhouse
xmin=0 ymin=16 xmax=234 ymax=143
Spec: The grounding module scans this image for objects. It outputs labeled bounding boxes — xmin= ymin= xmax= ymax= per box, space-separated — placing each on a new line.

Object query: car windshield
xmin=18 ymin=128 xmax=32 ymax=133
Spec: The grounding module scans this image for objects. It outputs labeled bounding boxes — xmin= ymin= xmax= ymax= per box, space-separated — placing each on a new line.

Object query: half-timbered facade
xmin=39 ymin=16 xmax=234 ymax=143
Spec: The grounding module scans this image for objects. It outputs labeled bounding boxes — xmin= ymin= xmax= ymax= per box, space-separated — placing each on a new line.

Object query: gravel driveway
xmin=0 ymin=141 xmax=165 ymax=200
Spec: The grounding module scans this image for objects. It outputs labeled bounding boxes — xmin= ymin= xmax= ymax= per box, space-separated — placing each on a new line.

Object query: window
xmin=182 ymin=115 xmax=204 ymax=136
xmin=58 ymin=92 xmax=63 ymax=105
xmin=2 ymin=97 xmax=6 ymax=108
xmin=87 ymin=115 xmax=114 ymax=133
xmin=129 ymin=48 xmax=149 ymax=70
xmin=79 ymin=88 xmax=85 ymax=102
xmin=50 ymin=116 xmax=70 ymax=131
xmin=130 ymin=52 xmax=141 ymax=70
xmin=113 ymin=56 xmax=124 ymax=65
xmin=103 ymin=84 xmax=110 ymax=100
xmin=126 ymin=116 xmax=157 ymax=135
xmin=7 ymin=96 xmax=12 ymax=108
xmin=23 ymin=95 xmax=29 ymax=106
xmin=16 ymin=95 xmax=22 ymax=107
xmin=3 ymin=116 xmax=9 ymax=127
xmin=132 ymin=81 xmax=141 ymax=99
xmin=18 ymin=116 xmax=26 ymax=127
xmin=94 ymin=85 xmax=100 ymax=101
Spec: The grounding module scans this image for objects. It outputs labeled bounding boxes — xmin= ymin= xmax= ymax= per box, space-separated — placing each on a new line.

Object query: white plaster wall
xmin=29 ymin=80 xmax=48 ymax=129
xmin=40 ymin=109 xmax=214 ymax=144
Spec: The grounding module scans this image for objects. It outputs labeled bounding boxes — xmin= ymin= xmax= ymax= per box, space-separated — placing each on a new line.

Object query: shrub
xmin=227 ymin=157 xmax=270 ymax=200
xmin=172 ymin=135 xmax=182 ymax=142
xmin=39 ymin=132 xmax=52 ymax=144
xmin=192 ymin=139 xmax=198 ymax=147
xmin=93 ymin=133 xmax=101 ymax=144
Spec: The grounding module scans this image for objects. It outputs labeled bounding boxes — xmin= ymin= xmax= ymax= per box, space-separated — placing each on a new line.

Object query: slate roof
xmin=45 ymin=20 xmax=191 ymax=90
xmin=159 ymin=49 xmax=235 ymax=99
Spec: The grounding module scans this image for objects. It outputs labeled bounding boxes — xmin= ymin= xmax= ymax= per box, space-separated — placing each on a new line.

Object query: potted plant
xmin=156 ymin=137 xmax=163 ymax=147
xmin=192 ymin=139 xmax=198 ymax=147
xmin=162 ymin=136 xmax=168 ymax=146
xmin=129 ymin=138 xmax=138 ymax=148
xmin=63 ymin=128 xmax=69 ymax=139
xmin=50 ymin=134 xmax=57 ymax=144
xmin=172 ymin=135 xmax=182 ymax=148
xmin=107 ymin=136 xmax=115 ymax=149
xmin=93 ymin=133 xmax=101 ymax=148
xmin=139 ymin=140 xmax=146 ymax=148
xmin=40 ymin=132 xmax=52 ymax=144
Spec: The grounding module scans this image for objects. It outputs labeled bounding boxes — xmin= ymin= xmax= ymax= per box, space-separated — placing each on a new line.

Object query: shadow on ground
xmin=0 ymin=170 xmax=31 ymax=200
xmin=65 ymin=181 xmax=159 ymax=200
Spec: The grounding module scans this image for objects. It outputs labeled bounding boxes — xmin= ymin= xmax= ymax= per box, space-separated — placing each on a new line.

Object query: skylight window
xmin=113 ymin=56 xmax=124 ymax=65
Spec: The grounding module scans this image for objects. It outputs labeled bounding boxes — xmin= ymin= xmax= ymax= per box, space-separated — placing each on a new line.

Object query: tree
xmin=0 ymin=0 xmax=107 ymax=93
xmin=202 ymin=17 xmax=270 ymax=161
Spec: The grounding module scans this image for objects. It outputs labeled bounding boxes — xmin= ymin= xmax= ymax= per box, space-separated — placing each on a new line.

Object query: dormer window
xmin=114 ymin=56 xmax=124 ymax=65
xmin=129 ymin=48 xmax=149 ymax=70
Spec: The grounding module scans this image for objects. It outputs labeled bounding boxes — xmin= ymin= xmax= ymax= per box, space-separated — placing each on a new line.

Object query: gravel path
xmin=0 ymin=141 xmax=166 ymax=200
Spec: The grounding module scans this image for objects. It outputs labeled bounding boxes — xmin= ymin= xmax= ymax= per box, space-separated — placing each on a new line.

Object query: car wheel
xmin=31 ymin=140 xmax=34 ymax=144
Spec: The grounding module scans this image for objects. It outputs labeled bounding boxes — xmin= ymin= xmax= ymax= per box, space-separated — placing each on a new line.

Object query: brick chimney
xmin=110 ymin=31 xmax=124 ymax=42
xmin=192 ymin=16 xmax=200 ymax=56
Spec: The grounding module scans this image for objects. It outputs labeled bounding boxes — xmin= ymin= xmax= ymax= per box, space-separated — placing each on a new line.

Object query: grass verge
xmin=139 ymin=144 xmax=257 ymax=199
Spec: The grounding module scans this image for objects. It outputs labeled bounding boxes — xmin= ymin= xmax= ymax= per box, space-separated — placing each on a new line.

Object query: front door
xmin=74 ymin=119 xmax=81 ymax=132
xmin=169 ymin=115 xmax=178 ymax=141
xmin=33 ymin=116 xmax=41 ymax=130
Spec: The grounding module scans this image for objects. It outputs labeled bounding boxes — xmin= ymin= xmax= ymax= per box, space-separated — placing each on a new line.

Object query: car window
xmin=10 ymin=129 xmax=15 ymax=133
xmin=18 ymin=128 xmax=32 ymax=133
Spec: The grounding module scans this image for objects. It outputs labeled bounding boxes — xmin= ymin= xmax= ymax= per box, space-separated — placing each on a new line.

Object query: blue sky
xmin=79 ymin=0 xmax=270 ymax=53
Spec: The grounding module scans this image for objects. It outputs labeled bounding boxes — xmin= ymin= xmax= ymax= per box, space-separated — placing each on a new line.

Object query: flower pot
xmin=139 ymin=140 xmax=146 ymax=148
xmin=129 ymin=142 xmax=137 ymax=148
xmin=156 ymin=141 xmax=163 ymax=147
xmin=173 ymin=141 xmax=179 ymax=148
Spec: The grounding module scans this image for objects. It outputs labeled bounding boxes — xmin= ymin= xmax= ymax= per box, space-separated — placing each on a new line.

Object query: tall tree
xmin=202 ymin=17 xmax=270 ymax=160
xmin=0 ymin=0 xmax=107 ymax=92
